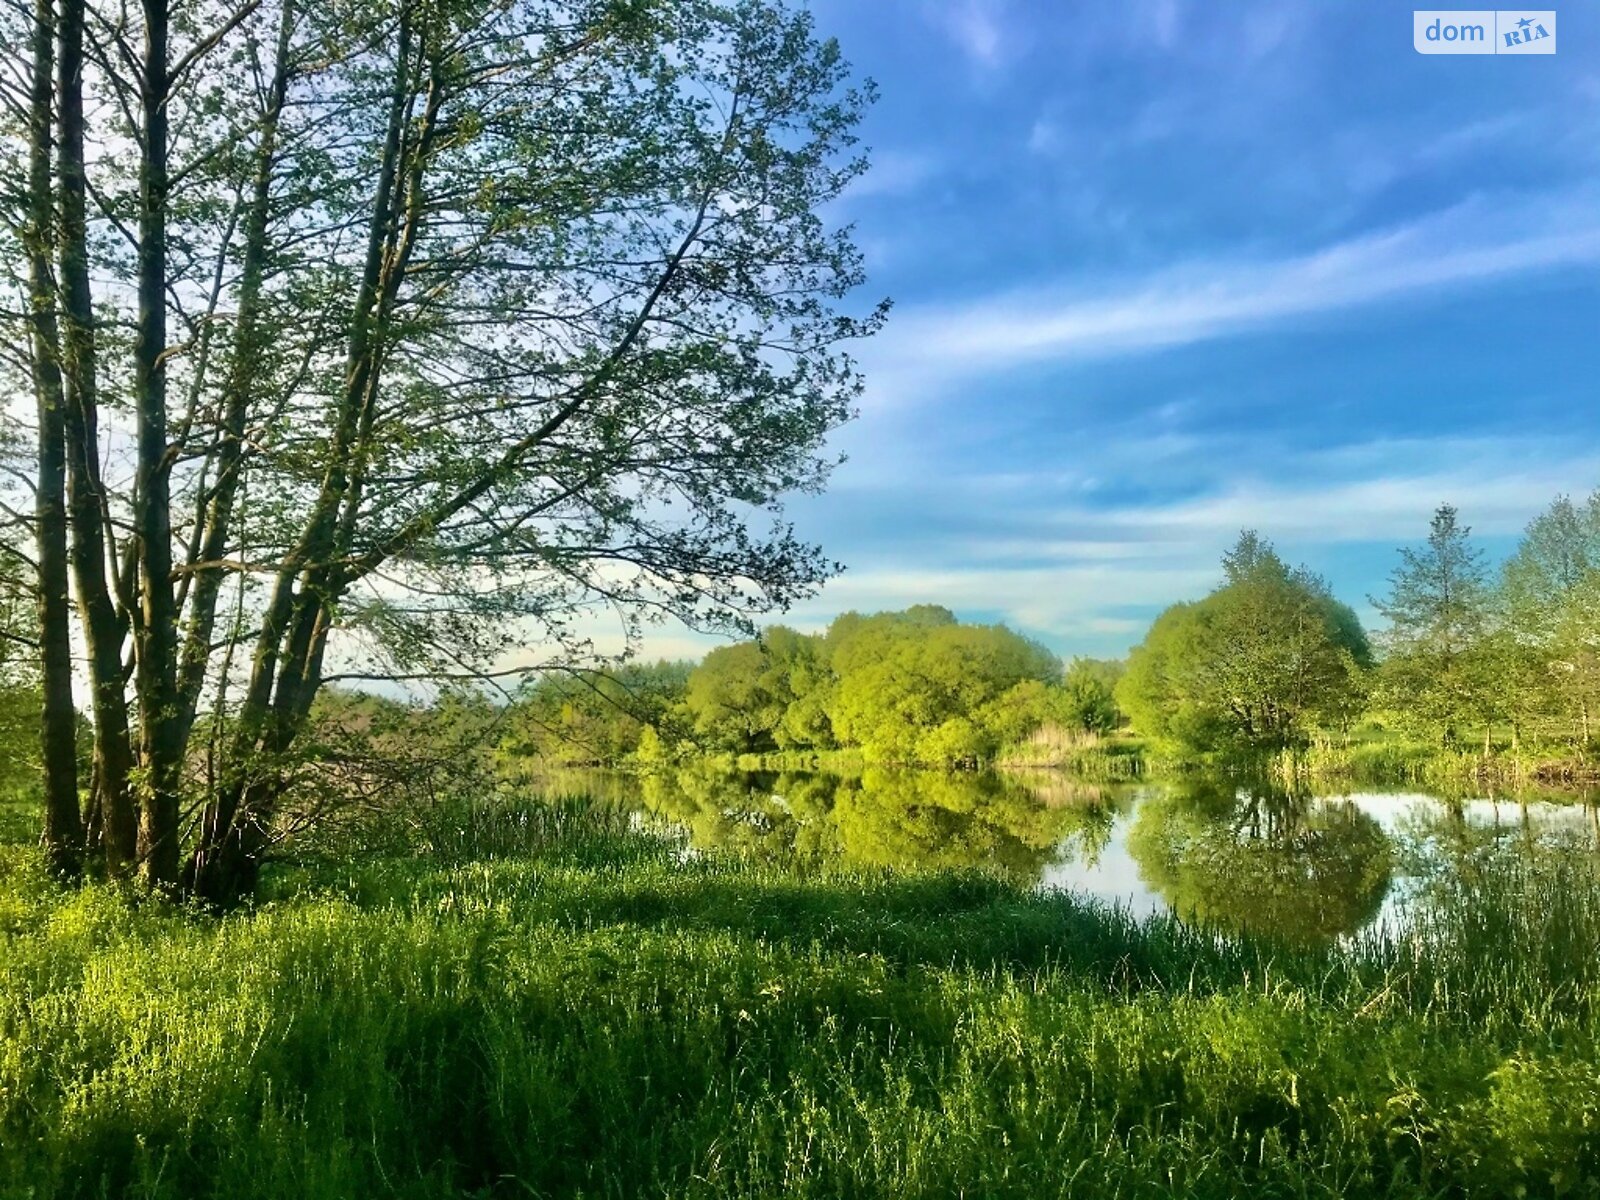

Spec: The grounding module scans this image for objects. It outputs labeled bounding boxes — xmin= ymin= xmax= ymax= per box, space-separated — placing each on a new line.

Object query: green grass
xmin=0 ymin=802 xmax=1597 ymax=1198
xmin=994 ymin=731 xmax=1149 ymax=778
xmin=1290 ymin=734 xmax=1600 ymax=798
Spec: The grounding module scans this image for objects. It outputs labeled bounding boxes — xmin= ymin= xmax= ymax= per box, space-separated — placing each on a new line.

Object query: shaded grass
xmin=1294 ymin=735 xmax=1599 ymax=798
xmin=0 ymin=807 xmax=1597 ymax=1199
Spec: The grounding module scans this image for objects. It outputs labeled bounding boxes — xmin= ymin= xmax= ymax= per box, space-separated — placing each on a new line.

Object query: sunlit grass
xmin=0 ymin=801 xmax=1596 ymax=1198
xmin=995 ymin=727 xmax=1147 ymax=777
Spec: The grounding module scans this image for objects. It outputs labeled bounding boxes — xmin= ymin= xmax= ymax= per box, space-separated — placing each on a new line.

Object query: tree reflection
xmin=636 ymin=765 xmax=1122 ymax=881
xmin=639 ymin=765 xmax=840 ymax=862
xmin=831 ymin=768 xmax=1082 ymax=878
xmin=1127 ymin=774 xmax=1393 ymax=944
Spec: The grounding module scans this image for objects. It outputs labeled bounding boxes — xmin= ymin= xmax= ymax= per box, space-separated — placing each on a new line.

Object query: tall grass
xmin=1293 ymin=735 xmax=1600 ymax=796
xmin=995 ymin=726 xmax=1148 ymax=777
xmin=0 ymin=807 xmax=1596 ymax=1198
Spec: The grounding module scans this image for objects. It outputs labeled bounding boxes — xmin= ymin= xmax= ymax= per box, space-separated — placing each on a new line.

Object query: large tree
xmin=683 ymin=626 xmax=832 ymax=754
xmin=1370 ymin=505 xmax=1490 ymax=746
xmin=0 ymin=0 xmax=881 ymax=899
xmin=1500 ymin=490 xmax=1600 ymax=746
xmin=826 ymin=615 xmax=1060 ymax=765
xmin=1118 ymin=533 xmax=1368 ymax=755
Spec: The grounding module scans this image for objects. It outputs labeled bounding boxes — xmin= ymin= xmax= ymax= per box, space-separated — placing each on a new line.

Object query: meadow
xmin=1 ymin=795 xmax=1597 ymax=1199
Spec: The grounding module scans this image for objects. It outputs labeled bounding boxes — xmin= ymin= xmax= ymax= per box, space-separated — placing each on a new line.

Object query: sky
xmin=640 ymin=1 xmax=1600 ymax=662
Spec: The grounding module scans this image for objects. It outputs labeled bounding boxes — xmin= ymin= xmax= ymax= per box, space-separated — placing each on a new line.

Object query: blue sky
xmin=668 ymin=1 xmax=1600 ymax=661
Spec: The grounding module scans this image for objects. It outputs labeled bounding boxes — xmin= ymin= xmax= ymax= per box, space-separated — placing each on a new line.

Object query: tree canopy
xmin=1 ymin=0 xmax=881 ymax=897
xmin=1117 ymin=533 xmax=1369 ymax=755
xmin=1370 ymin=506 xmax=1492 ymax=745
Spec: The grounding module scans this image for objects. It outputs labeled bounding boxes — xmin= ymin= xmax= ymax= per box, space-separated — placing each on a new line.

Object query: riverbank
xmin=1 ymin=800 xmax=1596 ymax=1198
xmin=533 ymin=732 xmax=1599 ymax=801
xmin=1292 ymin=737 xmax=1600 ymax=795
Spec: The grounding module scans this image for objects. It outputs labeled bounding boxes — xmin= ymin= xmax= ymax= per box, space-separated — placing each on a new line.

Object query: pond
xmin=522 ymin=765 xmax=1600 ymax=946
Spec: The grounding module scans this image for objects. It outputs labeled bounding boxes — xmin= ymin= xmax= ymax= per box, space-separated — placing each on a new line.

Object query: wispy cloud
xmin=782 ymin=437 xmax=1600 ymax=653
xmin=869 ymin=191 xmax=1600 ymax=384
xmin=841 ymin=148 xmax=940 ymax=200
xmin=479 ymin=438 xmax=1600 ymax=665
xmin=926 ymin=0 xmax=1007 ymax=68
xmin=1092 ymin=458 xmax=1600 ymax=545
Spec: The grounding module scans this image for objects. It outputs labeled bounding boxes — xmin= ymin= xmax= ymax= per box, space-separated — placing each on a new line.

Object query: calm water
xmin=528 ymin=765 xmax=1600 ymax=945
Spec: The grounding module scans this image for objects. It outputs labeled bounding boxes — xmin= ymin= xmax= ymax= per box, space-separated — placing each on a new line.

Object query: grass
xmin=994 ymin=728 xmax=1148 ymax=778
xmin=0 ymin=799 xmax=1597 ymax=1198
xmin=1291 ymin=734 xmax=1600 ymax=798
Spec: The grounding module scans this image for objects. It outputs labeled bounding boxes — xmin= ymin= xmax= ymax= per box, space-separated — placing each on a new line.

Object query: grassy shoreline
xmin=1 ymin=804 xmax=1597 ymax=1198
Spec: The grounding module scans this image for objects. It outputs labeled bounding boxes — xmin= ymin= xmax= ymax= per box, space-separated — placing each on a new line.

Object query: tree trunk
xmin=26 ymin=0 xmax=82 ymax=876
xmin=57 ymin=0 xmax=136 ymax=873
xmin=175 ymin=0 xmax=295 ymax=756
xmin=132 ymin=0 xmax=182 ymax=889
xmin=191 ymin=15 xmax=417 ymax=903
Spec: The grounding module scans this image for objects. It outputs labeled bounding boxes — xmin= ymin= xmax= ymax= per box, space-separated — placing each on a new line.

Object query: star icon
xmin=1517 ymin=16 xmax=1534 ymax=29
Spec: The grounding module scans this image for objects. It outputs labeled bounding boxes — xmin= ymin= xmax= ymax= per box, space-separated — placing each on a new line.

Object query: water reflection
xmin=638 ymin=764 xmax=1121 ymax=880
xmin=1125 ymin=776 xmax=1392 ymax=945
xmin=515 ymin=765 xmax=1597 ymax=945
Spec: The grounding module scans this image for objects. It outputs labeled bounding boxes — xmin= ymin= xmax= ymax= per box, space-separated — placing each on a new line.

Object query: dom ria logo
xmin=1414 ymin=10 xmax=1556 ymax=54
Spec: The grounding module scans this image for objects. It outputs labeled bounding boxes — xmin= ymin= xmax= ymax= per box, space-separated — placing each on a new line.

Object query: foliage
xmin=1499 ymin=490 xmax=1600 ymax=747
xmin=1118 ymin=533 xmax=1368 ymax=755
xmin=683 ymin=628 xmax=832 ymax=754
xmin=0 ymin=530 xmax=38 ymax=806
xmin=824 ymin=615 xmax=1061 ymax=765
xmin=1 ymin=0 xmax=882 ymax=895
xmin=1059 ymin=657 xmax=1124 ymax=734
xmin=501 ymin=661 xmax=694 ymax=766
xmin=1371 ymin=505 xmax=1493 ymax=745
xmin=643 ymin=608 xmax=1102 ymax=769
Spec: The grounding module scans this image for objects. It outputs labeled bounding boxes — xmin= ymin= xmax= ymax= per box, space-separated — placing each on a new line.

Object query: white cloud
xmin=866 ymin=190 xmax=1600 ymax=388
xmin=770 ymin=437 xmax=1600 ymax=655
xmin=1026 ymin=118 xmax=1061 ymax=156
xmin=794 ymin=560 xmax=1217 ymax=643
xmin=1143 ymin=0 xmax=1184 ymax=50
xmin=927 ymin=0 xmax=1007 ymax=68
xmin=842 ymin=149 xmax=940 ymax=200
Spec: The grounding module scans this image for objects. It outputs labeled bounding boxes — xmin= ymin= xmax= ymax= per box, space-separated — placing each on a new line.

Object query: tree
xmin=1 ymin=0 xmax=880 ymax=899
xmin=1500 ymin=490 xmax=1600 ymax=747
xmin=501 ymin=661 xmax=693 ymax=766
xmin=1059 ymin=658 xmax=1123 ymax=734
xmin=1370 ymin=505 xmax=1490 ymax=745
xmin=1117 ymin=533 xmax=1367 ymax=755
xmin=827 ymin=616 xmax=1059 ymax=765
xmin=684 ymin=642 xmax=791 ymax=754
xmin=0 ymin=528 xmax=39 ymax=804
xmin=682 ymin=627 xmax=835 ymax=754
xmin=9 ymin=0 xmax=82 ymax=876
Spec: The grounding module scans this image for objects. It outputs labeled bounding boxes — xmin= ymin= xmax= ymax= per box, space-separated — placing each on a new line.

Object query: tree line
xmin=0 ymin=0 xmax=876 ymax=899
xmin=497 ymin=486 xmax=1600 ymax=770
xmin=1119 ymin=492 xmax=1600 ymax=760
xmin=498 ymin=605 xmax=1124 ymax=768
